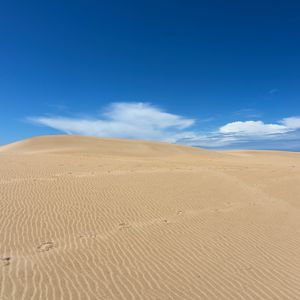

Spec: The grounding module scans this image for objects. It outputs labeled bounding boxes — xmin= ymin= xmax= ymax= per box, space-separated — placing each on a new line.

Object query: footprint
xmin=37 ymin=241 xmax=55 ymax=252
xmin=79 ymin=233 xmax=97 ymax=239
xmin=119 ymin=222 xmax=131 ymax=229
xmin=1 ymin=257 xmax=10 ymax=267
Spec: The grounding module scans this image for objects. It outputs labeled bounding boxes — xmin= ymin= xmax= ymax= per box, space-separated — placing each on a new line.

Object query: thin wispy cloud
xmin=28 ymin=102 xmax=300 ymax=150
xmin=268 ymin=88 xmax=279 ymax=95
xmin=231 ymin=108 xmax=262 ymax=119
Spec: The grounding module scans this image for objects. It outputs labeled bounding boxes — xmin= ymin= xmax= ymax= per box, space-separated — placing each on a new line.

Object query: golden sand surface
xmin=1 ymin=135 xmax=300 ymax=299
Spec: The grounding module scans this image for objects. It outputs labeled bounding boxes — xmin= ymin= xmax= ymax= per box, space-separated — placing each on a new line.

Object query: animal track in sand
xmin=1 ymin=257 xmax=10 ymax=267
xmin=37 ymin=241 xmax=55 ymax=252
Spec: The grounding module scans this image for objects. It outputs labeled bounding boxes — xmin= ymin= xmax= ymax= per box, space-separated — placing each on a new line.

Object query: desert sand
xmin=1 ymin=135 xmax=300 ymax=300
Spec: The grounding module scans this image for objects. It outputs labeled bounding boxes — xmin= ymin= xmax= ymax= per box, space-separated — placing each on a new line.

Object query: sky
xmin=1 ymin=0 xmax=300 ymax=150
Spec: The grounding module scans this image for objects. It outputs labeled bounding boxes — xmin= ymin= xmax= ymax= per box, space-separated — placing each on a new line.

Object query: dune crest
xmin=1 ymin=135 xmax=300 ymax=299
xmin=0 ymin=135 xmax=216 ymax=156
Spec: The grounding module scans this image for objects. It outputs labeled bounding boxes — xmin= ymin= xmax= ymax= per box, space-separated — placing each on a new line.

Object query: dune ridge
xmin=0 ymin=135 xmax=214 ymax=157
xmin=1 ymin=135 xmax=300 ymax=299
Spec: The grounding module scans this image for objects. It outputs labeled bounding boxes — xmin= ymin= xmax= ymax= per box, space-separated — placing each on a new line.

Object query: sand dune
xmin=1 ymin=135 xmax=300 ymax=299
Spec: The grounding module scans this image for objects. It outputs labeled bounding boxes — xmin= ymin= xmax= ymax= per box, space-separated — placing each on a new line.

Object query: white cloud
xmin=281 ymin=117 xmax=300 ymax=130
xmin=102 ymin=102 xmax=194 ymax=129
xmin=219 ymin=120 xmax=289 ymax=135
xmin=29 ymin=102 xmax=195 ymax=143
xmin=28 ymin=103 xmax=300 ymax=150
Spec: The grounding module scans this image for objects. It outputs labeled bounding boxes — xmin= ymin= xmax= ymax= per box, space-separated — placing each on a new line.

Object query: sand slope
xmin=1 ymin=135 xmax=300 ymax=299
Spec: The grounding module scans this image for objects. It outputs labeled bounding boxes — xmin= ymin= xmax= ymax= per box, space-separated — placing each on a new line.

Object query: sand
xmin=1 ymin=135 xmax=300 ymax=300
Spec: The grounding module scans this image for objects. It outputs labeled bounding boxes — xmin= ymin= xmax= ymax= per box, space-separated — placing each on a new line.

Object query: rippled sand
xmin=1 ymin=135 xmax=300 ymax=299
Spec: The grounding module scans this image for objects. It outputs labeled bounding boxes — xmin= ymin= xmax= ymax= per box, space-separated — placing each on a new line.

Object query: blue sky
xmin=1 ymin=0 xmax=300 ymax=150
